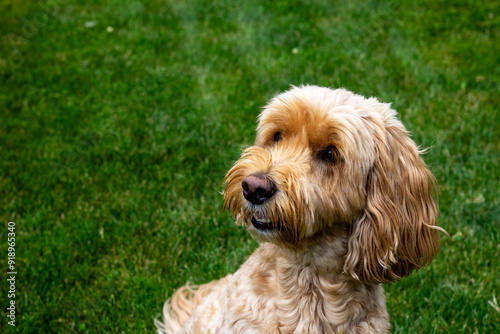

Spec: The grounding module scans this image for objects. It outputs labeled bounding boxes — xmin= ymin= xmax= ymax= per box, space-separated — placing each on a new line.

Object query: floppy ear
xmin=344 ymin=117 xmax=441 ymax=284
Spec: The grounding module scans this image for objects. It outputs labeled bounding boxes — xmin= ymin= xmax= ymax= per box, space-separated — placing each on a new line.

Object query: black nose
xmin=241 ymin=174 xmax=277 ymax=205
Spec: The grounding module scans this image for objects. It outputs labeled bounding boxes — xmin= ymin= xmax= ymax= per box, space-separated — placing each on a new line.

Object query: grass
xmin=0 ymin=0 xmax=498 ymax=332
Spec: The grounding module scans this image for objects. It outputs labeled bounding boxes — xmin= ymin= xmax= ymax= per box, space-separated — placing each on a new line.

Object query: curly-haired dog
xmin=156 ymin=86 xmax=442 ymax=334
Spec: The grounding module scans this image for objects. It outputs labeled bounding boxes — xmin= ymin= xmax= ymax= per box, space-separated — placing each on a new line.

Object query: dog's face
xmin=225 ymin=87 xmax=374 ymax=244
xmin=224 ymin=86 xmax=441 ymax=284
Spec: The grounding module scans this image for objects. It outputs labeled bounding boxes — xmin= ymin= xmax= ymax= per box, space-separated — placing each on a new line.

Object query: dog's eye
xmin=318 ymin=146 xmax=340 ymax=164
xmin=273 ymin=131 xmax=282 ymax=142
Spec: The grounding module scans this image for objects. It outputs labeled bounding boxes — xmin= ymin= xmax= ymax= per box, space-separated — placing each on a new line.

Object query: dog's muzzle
xmin=242 ymin=174 xmax=279 ymax=231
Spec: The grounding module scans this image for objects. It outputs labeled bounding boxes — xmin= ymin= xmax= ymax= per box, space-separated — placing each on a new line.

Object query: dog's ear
xmin=344 ymin=116 xmax=441 ymax=284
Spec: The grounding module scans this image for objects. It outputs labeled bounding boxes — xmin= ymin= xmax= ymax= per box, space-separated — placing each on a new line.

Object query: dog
xmin=156 ymin=86 xmax=442 ymax=334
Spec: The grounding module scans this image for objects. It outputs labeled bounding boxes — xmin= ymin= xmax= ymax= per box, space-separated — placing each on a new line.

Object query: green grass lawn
xmin=1 ymin=0 xmax=498 ymax=332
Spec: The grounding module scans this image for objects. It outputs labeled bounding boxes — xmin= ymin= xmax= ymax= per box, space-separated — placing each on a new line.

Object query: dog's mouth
xmin=251 ymin=211 xmax=282 ymax=231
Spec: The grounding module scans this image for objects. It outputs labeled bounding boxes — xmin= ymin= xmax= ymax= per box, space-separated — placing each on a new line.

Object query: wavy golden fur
xmin=156 ymin=86 xmax=442 ymax=333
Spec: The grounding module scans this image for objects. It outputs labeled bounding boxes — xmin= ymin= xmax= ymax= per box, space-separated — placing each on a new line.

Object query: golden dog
xmin=156 ymin=86 xmax=442 ymax=333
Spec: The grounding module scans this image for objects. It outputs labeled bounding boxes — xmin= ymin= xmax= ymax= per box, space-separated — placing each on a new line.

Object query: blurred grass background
xmin=0 ymin=0 xmax=498 ymax=333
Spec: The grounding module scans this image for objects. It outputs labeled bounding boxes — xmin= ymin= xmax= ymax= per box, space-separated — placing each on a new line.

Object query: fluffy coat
xmin=156 ymin=86 xmax=442 ymax=334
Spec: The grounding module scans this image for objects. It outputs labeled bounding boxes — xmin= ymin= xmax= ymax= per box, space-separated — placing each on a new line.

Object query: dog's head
xmin=224 ymin=85 xmax=441 ymax=284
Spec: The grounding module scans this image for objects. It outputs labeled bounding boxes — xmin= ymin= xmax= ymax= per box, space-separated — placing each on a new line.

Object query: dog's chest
xmin=229 ymin=262 xmax=364 ymax=333
xmin=213 ymin=246 xmax=388 ymax=334
xmin=273 ymin=266 xmax=354 ymax=333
